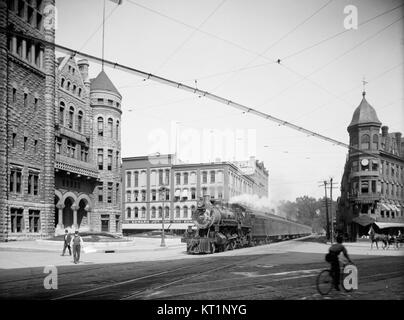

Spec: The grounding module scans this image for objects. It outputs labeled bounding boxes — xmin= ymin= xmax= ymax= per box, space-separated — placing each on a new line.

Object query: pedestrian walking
xmin=70 ymin=231 xmax=84 ymax=264
xmin=61 ymin=230 xmax=72 ymax=256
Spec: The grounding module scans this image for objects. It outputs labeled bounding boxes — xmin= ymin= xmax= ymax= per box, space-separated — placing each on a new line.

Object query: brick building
xmin=337 ymin=91 xmax=404 ymax=240
xmin=121 ymin=154 xmax=268 ymax=234
xmin=0 ymin=0 xmax=122 ymax=240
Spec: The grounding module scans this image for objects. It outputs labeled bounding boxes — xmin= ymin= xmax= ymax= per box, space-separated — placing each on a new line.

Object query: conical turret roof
xmin=90 ymin=70 xmax=121 ymax=97
xmin=348 ymin=92 xmax=381 ymax=128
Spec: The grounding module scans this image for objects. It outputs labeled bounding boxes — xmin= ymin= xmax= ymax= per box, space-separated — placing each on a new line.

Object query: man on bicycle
xmin=328 ymin=235 xmax=353 ymax=291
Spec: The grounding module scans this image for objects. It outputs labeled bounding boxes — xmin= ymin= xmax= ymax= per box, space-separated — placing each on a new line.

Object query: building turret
xmin=90 ymin=70 xmax=122 ymax=234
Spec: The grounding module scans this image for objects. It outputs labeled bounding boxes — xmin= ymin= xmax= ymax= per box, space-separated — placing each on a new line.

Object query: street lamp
xmin=159 ymin=186 xmax=167 ymax=247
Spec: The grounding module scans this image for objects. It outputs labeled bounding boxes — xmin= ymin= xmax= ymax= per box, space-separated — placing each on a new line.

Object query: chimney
xmin=381 ymin=126 xmax=389 ymax=137
xmin=77 ymin=59 xmax=89 ymax=84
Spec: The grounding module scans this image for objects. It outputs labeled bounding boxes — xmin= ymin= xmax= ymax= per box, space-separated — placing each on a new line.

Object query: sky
xmin=54 ymin=0 xmax=404 ymax=202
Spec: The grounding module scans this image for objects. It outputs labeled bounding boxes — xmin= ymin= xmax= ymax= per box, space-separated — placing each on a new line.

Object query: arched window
xmin=60 ymin=78 xmax=65 ymax=88
xmin=141 ymin=207 xmax=146 ymax=218
xmin=164 ymin=206 xmax=169 ymax=218
xmin=77 ymin=110 xmax=83 ymax=132
xmin=175 ymin=206 xmax=180 ymax=218
xmin=158 ymin=207 xmax=162 ymax=218
xmin=59 ymin=101 xmax=65 ymax=125
xmin=372 ymin=134 xmax=379 ymax=150
xmin=151 ymin=207 xmax=156 ymax=219
xmin=68 ymin=106 xmax=74 ymax=129
xmin=67 ymin=81 xmax=71 ymax=91
xmin=116 ymin=121 xmax=119 ymax=140
xmin=126 ymin=207 xmax=131 ymax=219
xmin=72 ymin=84 xmax=77 ymax=94
xmin=108 ymin=118 xmax=113 ymax=138
xmin=78 ymin=88 xmax=82 ymax=97
xmin=97 ymin=117 xmax=104 ymax=136
xmin=183 ymin=206 xmax=188 ymax=218
xmin=361 ymin=134 xmax=370 ymax=149
xmin=134 ymin=207 xmax=139 ymax=218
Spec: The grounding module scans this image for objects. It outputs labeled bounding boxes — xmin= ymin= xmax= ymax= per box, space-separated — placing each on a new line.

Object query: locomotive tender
xmin=182 ymin=196 xmax=312 ymax=254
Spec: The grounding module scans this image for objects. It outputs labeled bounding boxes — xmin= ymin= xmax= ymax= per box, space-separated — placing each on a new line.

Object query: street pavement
xmin=0 ymin=236 xmax=403 ymax=300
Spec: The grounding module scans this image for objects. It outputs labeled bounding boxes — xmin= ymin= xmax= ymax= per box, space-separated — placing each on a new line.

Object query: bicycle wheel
xmin=316 ymin=269 xmax=333 ymax=295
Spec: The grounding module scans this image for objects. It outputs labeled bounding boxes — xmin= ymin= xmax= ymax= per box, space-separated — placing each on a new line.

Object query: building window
xmin=191 ymin=188 xmax=196 ymax=200
xmin=134 ymin=207 xmax=139 ymax=218
xmin=159 ymin=170 xmax=164 ymax=185
xmin=183 ymin=206 xmax=188 ymax=218
xmin=176 ymin=173 xmax=180 ymax=185
xmin=97 ymin=117 xmax=104 ymax=136
xmin=81 ymin=146 xmax=89 ymax=162
xmin=98 ymin=185 xmax=103 ymax=202
xmin=361 ymin=181 xmax=369 ymax=194
xmin=97 ymin=149 xmax=103 ymax=170
xmin=116 ymin=183 xmax=120 ymax=204
xmin=126 ymin=172 xmax=131 ymax=187
xmin=77 ymin=111 xmax=83 ymax=132
xmin=141 ymin=190 xmax=146 ymax=201
xmin=60 ymin=78 xmax=65 ymax=88
xmin=10 ymin=167 xmax=22 ymax=193
xmin=116 ymin=121 xmax=119 ymax=140
xmin=68 ymin=106 xmax=74 ymax=129
xmin=202 ymin=171 xmax=207 ymax=183
xmin=72 ymin=84 xmax=77 ymax=94
xmin=126 ymin=207 xmax=131 ymax=219
xmin=175 ymin=206 xmax=180 ymax=218
xmin=134 ymin=190 xmax=139 ymax=201
xmin=23 ymin=136 xmax=27 ymax=151
xmin=152 ymin=189 xmax=156 ymax=201
xmin=141 ymin=207 xmax=146 ymax=219
xmin=165 ymin=169 xmax=170 ymax=185
xmin=158 ymin=207 xmax=162 ymax=218
xmin=34 ymin=97 xmax=38 ymax=111
xmin=10 ymin=208 xmax=24 ymax=233
xmin=107 ymin=99 xmax=113 ymax=106
xmin=107 ymin=182 xmax=113 ymax=203
xmin=116 ymin=151 xmax=119 ymax=169
xmin=126 ymin=191 xmax=131 ymax=202
xmin=108 ymin=118 xmax=113 ymax=138
xmin=183 ymin=172 xmax=188 ymax=185
xmin=107 ymin=149 xmax=113 ymax=171
xmin=97 ymin=98 xmax=104 ymax=104
xmin=210 ymin=171 xmax=215 ymax=183
xmin=67 ymin=141 xmax=76 ymax=158
xmin=151 ymin=207 xmax=156 ymax=219
xmin=78 ymin=88 xmax=82 ymax=97
xmin=12 ymin=87 xmax=17 ymax=104
xmin=134 ymin=172 xmax=139 ymax=187
xmin=371 ymin=181 xmax=376 ymax=193
xmin=55 ymin=137 xmax=62 ymax=154
xmin=372 ymin=161 xmax=378 ymax=171
xmin=218 ymin=187 xmax=223 ymax=199
xmin=23 ymin=92 xmax=28 ymax=108
xmin=34 ymin=139 xmax=38 ymax=153
xmin=12 ymin=133 xmax=16 ymax=148
xmin=165 ymin=189 xmax=170 ymax=201
xmin=28 ymin=171 xmax=39 ymax=195
xmin=361 ymin=134 xmax=370 ymax=150
xmin=165 ymin=207 xmax=169 ymax=219
xmin=59 ymin=102 xmax=65 ymax=125
xmin=28 ymin=210 xmax=40 ymax=233
xmin=372 ymin=134 xmax=378 ymax=150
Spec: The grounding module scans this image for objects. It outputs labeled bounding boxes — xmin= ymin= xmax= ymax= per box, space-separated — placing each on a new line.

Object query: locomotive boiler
xmin=182 ymin=196 xmax=312 ymax=254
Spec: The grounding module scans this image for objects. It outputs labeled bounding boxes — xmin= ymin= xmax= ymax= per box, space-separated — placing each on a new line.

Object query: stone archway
xmin=63 ymin=197 xmax=75 ymax=229
xmin=77 ymin=194 xmax=92 ymax=231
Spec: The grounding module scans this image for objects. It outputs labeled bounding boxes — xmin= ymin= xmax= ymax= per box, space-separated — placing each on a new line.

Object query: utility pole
xmin=319 ymin=180 xmax=330 ymax=241
xmin=330 ymin=178 xmax=333 ymax=244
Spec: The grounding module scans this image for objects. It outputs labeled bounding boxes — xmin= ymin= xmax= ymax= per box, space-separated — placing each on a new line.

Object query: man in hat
xmin=61 ymin=230 xmax=72 ymax=256
xmin=70 ymin=231 xmax=84 ymax=264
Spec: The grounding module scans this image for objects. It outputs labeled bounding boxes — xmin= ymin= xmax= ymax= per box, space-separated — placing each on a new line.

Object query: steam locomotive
xmin=181 ymin=196 xmax=312 ymax=254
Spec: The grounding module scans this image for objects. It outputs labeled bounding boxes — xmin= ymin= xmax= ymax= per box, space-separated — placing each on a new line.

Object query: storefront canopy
xmin=352 ymin=214 xmax=375 ymax=226
xmin=374 ymin=222 xmax=404 ymax=229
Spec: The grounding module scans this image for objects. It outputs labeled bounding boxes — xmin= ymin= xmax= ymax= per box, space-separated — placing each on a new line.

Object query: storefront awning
xmin=379 ymin=203 xmax=390 ymax=211
xmin=374 ymin=222 xmax=404 ymax=229
xmin=352 ymin=214 xmax=375 ymax=226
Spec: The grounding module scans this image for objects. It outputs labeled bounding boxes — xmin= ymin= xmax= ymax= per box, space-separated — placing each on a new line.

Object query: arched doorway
xmin=63 ymin=197 xmax=74 ymax=228
xmin=78 ymin=199 xmax=88 ymax=228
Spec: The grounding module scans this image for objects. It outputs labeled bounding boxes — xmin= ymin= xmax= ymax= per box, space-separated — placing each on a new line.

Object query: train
xmin=181 ymin=196 xmax=312 ymax=254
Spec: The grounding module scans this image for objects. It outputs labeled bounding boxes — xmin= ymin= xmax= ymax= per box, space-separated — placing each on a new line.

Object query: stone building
xmin=121 ymin=154 xmax=267 ymax=234
xmin=337 ymin=91 xmax=404 ymax=240
xmin=0 ymin=0 xmax=123 ymax=240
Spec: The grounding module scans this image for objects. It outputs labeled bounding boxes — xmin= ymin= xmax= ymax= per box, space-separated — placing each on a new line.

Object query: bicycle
xmin=316 ymin=260 xmax=356 ymax=295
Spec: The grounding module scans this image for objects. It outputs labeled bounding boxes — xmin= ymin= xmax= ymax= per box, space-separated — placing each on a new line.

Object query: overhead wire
xmin=154 ymin=0 xmax=228 ymax=72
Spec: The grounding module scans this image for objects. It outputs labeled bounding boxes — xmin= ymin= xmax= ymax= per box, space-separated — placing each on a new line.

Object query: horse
xmin=369 ymin=232 xmax=388 ymax=250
